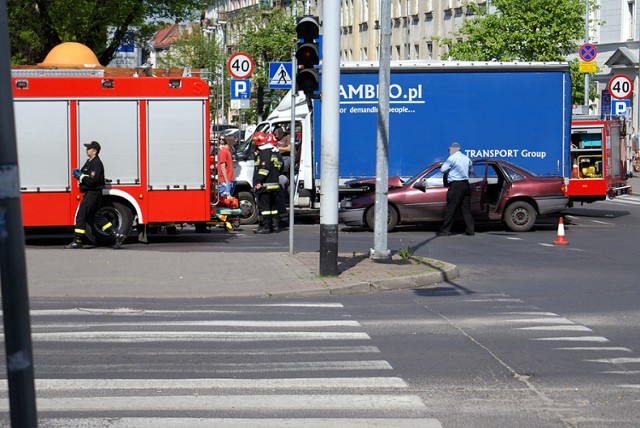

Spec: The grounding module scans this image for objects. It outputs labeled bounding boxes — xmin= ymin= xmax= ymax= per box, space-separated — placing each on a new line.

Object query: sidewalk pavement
xmin=25 ymin=248 xmax=459 ymax=299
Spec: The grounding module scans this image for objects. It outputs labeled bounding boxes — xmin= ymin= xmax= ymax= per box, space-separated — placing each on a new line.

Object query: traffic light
xmin=257 ymin=85 xmax=270 ymax=121
xmin=295 ymin=15 xmax=320 ymax=97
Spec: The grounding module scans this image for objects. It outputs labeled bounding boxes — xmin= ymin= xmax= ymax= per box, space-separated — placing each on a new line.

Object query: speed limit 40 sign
xmin=227 ymin=52 xmax=254 ymax=79
xmin=608 ymin=74 xmax=633 ymax=100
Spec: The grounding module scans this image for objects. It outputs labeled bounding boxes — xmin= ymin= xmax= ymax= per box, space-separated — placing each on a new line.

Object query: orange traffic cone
xmin=553 ymin=217 xmax=569 ymax=246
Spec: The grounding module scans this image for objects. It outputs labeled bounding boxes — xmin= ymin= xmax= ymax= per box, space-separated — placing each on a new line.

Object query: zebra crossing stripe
xmin=31 ymin=331 xmax=371 ymax=342
xmin=37 ymin=418 xmax=444 ymax=428
xmin=3 ymin=394 xmax=428 ymax=412
xmin=35 ymin=377 xmax=408 ymax=390
xmin=39 ymin=320 xmax=362 ymax=329
xmin=517 ymin=325 xmax=592 ymax=332
xmin=506 ymin=317 xmax=575 ymax=324
xmin=532 ymin=336 xmax=609 ymax=342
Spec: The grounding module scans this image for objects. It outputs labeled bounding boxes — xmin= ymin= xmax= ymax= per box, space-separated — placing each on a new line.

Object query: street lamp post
xmin=218 ymin=20 xmax=227 ymax=125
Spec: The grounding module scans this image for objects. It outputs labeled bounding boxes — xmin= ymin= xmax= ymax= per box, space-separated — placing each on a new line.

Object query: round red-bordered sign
xmin=608 ymin=74 xmax=633 ymax=100
xmin=227 ymin=52 xmax=254 ymax=79
xmin=579 ymin=43 xmax=597 ymax=62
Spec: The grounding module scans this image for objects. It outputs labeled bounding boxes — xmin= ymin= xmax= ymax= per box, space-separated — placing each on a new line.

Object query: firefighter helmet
xmin=266 ymin=133 xmax=277 ymax=145
xmin=252 ymin=131 xmax=269 ymax=146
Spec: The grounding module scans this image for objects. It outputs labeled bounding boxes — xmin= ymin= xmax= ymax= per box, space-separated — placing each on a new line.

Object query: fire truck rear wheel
xmin=238 ymin=191 xmax=258 ymax=225
xmin=85 ymin=201 xmax=134 ymax=244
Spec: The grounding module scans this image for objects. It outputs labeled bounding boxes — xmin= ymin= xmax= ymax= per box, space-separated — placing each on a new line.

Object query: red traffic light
xmin=296 ymin=43 xmax=319 ymax=68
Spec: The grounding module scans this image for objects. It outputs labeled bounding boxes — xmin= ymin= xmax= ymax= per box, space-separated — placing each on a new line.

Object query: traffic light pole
xmin=319 ymin=4 xmax=340 ymax=276
xmin=289 ymin=56 xmax=297 ymax=255
xmin=0 ymin=1 xmax=38 ymax=426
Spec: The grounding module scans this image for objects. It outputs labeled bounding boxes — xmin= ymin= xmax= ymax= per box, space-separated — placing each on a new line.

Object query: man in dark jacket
xmin=65 ymin=141 xmax=126 ymax=249
xmin=252 ymin=132 xmax=282 ymax=234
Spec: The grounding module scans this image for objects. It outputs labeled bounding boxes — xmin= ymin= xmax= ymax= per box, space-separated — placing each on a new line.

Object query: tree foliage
xmin=8 ymin=0 xmax=210 ymax=65
xmin=158 ymin=28 xmax=222 ymax=70
xmin=234 ymin=7 xmax=296 ymax=90
xmin=440 ymin=0 xmax=596 ymax=104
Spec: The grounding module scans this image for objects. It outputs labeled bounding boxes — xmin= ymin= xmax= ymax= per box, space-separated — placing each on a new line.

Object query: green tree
xmin=158 ymin=27 xmax=222 ymax=70
xmin=439 ymin=0 xmax=596 ymax=104
xmin=8 ymin=0 xmax=210 ymax=65
xmin=232 ymin=7 xmax=296 ymax=120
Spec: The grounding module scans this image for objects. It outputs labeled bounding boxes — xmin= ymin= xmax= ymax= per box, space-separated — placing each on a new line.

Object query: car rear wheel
xmin=504 ymin=201 xmax=536 ymax=232
xmin=365 ymin=205 xmax=398 ymax=232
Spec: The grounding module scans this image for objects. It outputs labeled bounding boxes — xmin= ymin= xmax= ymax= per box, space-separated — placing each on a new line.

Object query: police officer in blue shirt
xmin=439 ymin=141 xmax=474 ymax=236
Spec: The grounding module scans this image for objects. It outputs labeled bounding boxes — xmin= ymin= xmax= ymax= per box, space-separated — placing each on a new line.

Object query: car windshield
xmin=403 ymin=162 xmax=442 ymax=186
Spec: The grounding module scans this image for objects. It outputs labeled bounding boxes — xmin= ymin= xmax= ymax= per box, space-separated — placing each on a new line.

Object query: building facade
xmin=582 ymin=0 xmax=639 ymax=130
xmin=203 ymin=0 xmax=639 ymax=133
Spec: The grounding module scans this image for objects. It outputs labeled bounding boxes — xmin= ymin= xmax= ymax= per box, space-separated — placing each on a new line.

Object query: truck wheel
xmin=504 ymin=201 xmax=536 ymax=232
xmin=365 ymin=205 xmax=398 ymax=232
xmin=238 ymin=191 xmax=258 ymax=225
xmin=85 ymin=201 xmax=133 ymax=244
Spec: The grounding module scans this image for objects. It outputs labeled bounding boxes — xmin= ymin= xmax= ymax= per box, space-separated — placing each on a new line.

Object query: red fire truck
xmin=567 ymin=116 xmax=631 ymax=202
xmin=12 ymin=62 xmax=213 ymax=243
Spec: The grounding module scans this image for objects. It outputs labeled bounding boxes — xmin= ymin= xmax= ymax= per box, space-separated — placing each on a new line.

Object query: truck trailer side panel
xmin=313 ymin=64 xmax=571 ymax=181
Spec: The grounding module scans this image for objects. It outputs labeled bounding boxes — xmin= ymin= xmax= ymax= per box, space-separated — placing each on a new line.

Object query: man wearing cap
xmin=65 ymin=141 xmax=126 ymax=249
xmin=439 ymin=141 xmax=474 ymax=236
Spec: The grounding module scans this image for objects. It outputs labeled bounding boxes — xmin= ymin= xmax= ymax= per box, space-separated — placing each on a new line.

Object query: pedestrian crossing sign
xmin=269 ymin=62 xmax=293 ymax=89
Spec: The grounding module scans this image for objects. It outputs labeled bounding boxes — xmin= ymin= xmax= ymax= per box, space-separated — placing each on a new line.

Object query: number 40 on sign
xmin=227 ymin=53 xmax=254 ymax=79
xmin=608 ymin=74 xmax=633 ymax=100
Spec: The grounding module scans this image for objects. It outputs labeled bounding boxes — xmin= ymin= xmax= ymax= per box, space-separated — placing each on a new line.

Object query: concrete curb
xmin=266 ymin=260 xmax=459 ymax=298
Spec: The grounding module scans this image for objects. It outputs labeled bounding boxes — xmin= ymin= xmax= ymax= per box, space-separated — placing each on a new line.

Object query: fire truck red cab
xmin=12 ymin=72 xmax=211 ymax=243
xmin=567 ymin=116 xmax=631 ymax=202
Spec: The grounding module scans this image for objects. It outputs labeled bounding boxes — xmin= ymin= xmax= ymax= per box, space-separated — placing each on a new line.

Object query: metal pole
xmin=405 ymin=0 xmax=410 ymax=60
xmin=221 ymin=23 xmax=227 ymax=124
xmin=584 ymin=0 xmax=590 ymax=109
xmin=320 ymin=3 xmax=341 ymax=276
xmin=0 ymin=0 xmax=38 ymax=425
xmin=371 ymin=0 xmax=391 ymax=260
xmin=289 ymin=57 xmax=297 ymax=254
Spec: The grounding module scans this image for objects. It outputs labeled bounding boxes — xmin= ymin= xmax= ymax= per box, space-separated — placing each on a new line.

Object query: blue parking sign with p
xmin=230 ymin=79 xmax=251 ymax=99
xmin=611 ymin=99 xmax=630 ymax=117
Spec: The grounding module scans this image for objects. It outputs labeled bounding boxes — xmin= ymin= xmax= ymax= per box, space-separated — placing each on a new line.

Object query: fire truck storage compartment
xmin=578 ymin=155 xmax=602 ymax=178
xmin=78 ymin=100 xmax=140 ymax=185
xmin=15 ymin=100 xmax=70 ymax=192
xmin=147 ymin=100 xmax=207 ymax=190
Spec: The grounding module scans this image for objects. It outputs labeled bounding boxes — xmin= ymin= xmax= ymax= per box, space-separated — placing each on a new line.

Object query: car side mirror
xmin=413 ymin=180 xmax=427 ymax=192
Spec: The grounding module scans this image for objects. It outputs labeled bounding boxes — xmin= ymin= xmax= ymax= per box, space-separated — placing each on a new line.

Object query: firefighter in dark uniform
xmin=65 ymin=141 xmax=126 ymax=249
xmin=252 ymin=132 xmax=282 ymax=234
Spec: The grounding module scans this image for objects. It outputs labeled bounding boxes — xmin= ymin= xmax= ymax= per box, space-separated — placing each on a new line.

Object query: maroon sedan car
xmin=339 ymin=159 xmax=569 ymax=232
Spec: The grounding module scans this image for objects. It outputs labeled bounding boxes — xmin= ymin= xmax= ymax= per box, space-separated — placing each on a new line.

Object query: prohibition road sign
xmin=579 ymin=43 xmax=597 ymax=62
xmin=608 ymin=74 xmax=633 ymax=100
xmin=227 ymin=52 xmax=254 ymax=79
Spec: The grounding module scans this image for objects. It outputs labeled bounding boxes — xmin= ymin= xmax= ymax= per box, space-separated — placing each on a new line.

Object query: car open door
xmin=469 ymin=160 xmax=488 ymax=218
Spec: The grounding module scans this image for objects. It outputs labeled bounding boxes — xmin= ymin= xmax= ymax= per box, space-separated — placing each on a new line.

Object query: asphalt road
xmin=3 ymin=194 xmax=640 ymax=426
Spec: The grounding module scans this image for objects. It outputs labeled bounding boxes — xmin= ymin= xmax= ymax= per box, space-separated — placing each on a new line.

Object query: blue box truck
xmin=234 ymin=61 xmax=571 ymax=223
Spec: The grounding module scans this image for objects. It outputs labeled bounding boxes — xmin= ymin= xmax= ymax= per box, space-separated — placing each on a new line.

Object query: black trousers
xmin=257 ymin=185 xmax=280 ymax=220
xmin=75 ymin=191 xmax=112 ymax=234
xmin=440 ymin=180 xmax=474 ymax=233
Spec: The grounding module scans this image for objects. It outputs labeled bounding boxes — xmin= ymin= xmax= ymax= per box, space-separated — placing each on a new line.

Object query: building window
xmin=426 ymin=41 xmax=433 ymax=60
xmin=628 ymin=1 xmax=636 ymax=40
